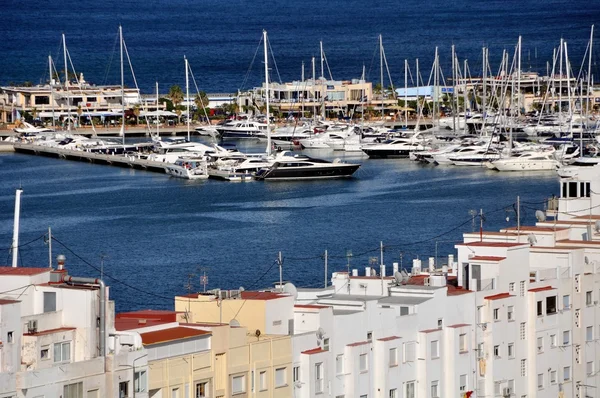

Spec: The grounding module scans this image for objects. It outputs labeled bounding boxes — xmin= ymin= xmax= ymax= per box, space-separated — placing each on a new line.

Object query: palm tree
xmin=133 ymin=105 xmax=140 ymax=125
xmin=194 ymin=92 xmax=209 ymax=121
xmin=168 ymin=85 xmax=184 ymax=108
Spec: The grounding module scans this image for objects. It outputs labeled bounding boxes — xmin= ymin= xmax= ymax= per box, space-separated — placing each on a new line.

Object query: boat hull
xmin=255 ymin=164 xmax=360 ymax=180
xmin=361 ymin=149 xmax=412 ymax=159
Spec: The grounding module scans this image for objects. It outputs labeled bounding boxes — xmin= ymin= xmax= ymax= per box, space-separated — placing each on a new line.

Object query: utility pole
xmin=198 ymin=266 xmax=209 ymax=293
xmin=278 ymin=251 xmax=283 ymax=292
xmin=479 ymin=208 xmax=484 ymax=242
xmin=99 ymin=253 xmax=108 ymax=281
xmin=517 ymin=196 xmax=521 ymax=236
xmin=380 ymin=241 xmax=385 ymax=296
xmin=46 ymin=227 xmax=52 ymax=268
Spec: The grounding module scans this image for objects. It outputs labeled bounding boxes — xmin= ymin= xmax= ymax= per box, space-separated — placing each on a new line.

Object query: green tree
xmin=168 ymin=85 xmax=184 ymax=108
xmin=133 ymin=105 xmax=140 ymax=125
xmin=159 ymin=98 xmax=174 ymax=112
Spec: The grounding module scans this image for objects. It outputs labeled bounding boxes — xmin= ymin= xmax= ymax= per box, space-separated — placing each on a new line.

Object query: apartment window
xmin=431 ymin=340 xmax=439 ymax=358
xmin=478 ymin=342 xmax=484 ymax=358
xmin=134 ymin=370 xmax=147 ymax=393
xmin=508 ymin=343 xmax=515 ymax=358
xmin=367 ymin=331 xmax=373 ymax=341
xmin=546 ymin=296 xmax=557 ymax=314
xmin=275 ymin=367 xmax=286 ymax=388
xmin=494 ymin=381 xmax=501 ymax=396
xmin=563 ymin=295 xmax=571 ymax=310
xmin=563 ymin=330 xmax=570 ymax=345
xmin=64 ymin=382 xmax=83 ymax=398
xmin=43 ymin=291 xmax=57 ymax=313
xmin=459 ymin=333 xmax=468 ymax=353
xmin=323 ymin=337 xmax=330 ymax=351
xmin=315 ymin=362 xmax=324 ymax=394
xmin=403 ymin=342 xmax=416 ymax=362
xmin=493 ymin=345 xmax=500 ymax=357
xmin=7 ymin=331 xmax=13 ymax=343
xmin=537 ymin=337 xmax=543 ymax=353
xmin=507 ymin=306 xmax=514 ymax=321
xmin=508 ymin=379 xmax=515 ymax=392
xmin=293 ymin=366 xmax=300 ymax=383
xmin=336 ymin=354 xmax=344 ymax=374
xmin=587 ymin=326 xmax=594 ymax=341
xmin=587 ymin=361 xmax=595 ymax=375
xmin=537 ymin=301 xmax=543 ymax=316
xmin=251 ymin=370 xmax=254 ymax=392
xmin=360 ymin=353 xmax=368 ymax=372
xmin=87 ymin=389 xmax=99 ymax=398
xmin=232 ymin=374 xmax=246 ymax=395
xmin=119 ymin=382 xmax=129 ymax=398
xmin=493 ymin=308 xmax=500 ymax=321
xmin=40 ymin=346 xmax=50 ymax=360
xmin=389 ymin=347 xmax=398 ymax=366
xmin=54 ymin=341 xmax=71 ymax=363
xmin=459 ymin=374 xmax=467 ymax=392
xmin=587 ymin=291 xmax=593 ymax=306
xmin=550 ymin=334 xmax=557 ymax=348
xmin=520 ymin=281 xmax=525 ymax=296
xmin=171 ymin=388 xmax=179 ymax=398
xmin=406 ymin=381 xmax=416 ymax=398
xmin=564 ymin=366 xmax=571 ymax=381
xmin=521 ymin=359 xmax=527 ymax=376
xmin=431 ymin=380 xmax=439 ymax=398
xmin=259 ymin=371 xmax=267 ymax=391
xmin=520 ymin=322 xmax=526 ymax=340
xmin=509 ymin=282 xmax=515 ymax=292
xmin=537 ymin=373 xmax=544 ymax=389
xmin=195 ymin=382 xmax=208 ymax=398
xmin=437 ymin=318 xmax=443 ymax=328
xmin=390 ymin=388 xmax=398 ymax=398
xmin=550 ymin=370 xmax=557 ymax=384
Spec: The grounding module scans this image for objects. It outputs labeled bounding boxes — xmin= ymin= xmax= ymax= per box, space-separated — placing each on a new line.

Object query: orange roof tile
xmin=377 ymin=336 xmax=401 ymax=342
xmin=469 ymin=256 xmax=506 ymax=262
xmin=117 ymin=310 xmax=180 ymax=321
xmin=350 ymin=276 xmax=395 ymax=280
xmin=556 ymin=239 xmax=600 ymax=246
xmin=447 ymin=323 xmax=471 ymax=328
xmin=0 ymin=267 xmax=51 ymax=276
xmin=115 ymin=318 xmax=174 ymax=331
xmin=347 ymin=341 xmax=370 ymax=347
xmin=420 ymin=328 xmax=441 ymax=334
xmin=240 ymin=291 xmax=285 ymax=300
xmin=528 ymin=286 xmax=555 ymax=293
xmin=484 ymin=293 xmax=513 ymax=300
xmin=301 ymin=347 xmax=325 ymax=355
xmin=294 ymin=304 xmax=329 ymax=309
xmin=447 ymin=286 xmax=473 ymax=296
xmin=24 ymin=327 xmax=76 ymax=336
xmin=0 ymin=299 xmax=19 ymax=305
xmin=140 ymin=327 xmax=211 ymax=345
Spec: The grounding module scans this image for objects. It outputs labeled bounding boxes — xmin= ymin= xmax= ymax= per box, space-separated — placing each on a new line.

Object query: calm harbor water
xmin=1 ymin=0 xmax=599 ymax=93
xmin=0 ymin=145 xmax=557 ymax=311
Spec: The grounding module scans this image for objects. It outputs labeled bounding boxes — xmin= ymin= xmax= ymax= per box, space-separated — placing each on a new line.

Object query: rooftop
xmin=301 ymin=347 xmax=325 ymax=355
xmin=528 ymin=286 xmax=555 ymax=293
xmin=469 ymin=256 xmax=506 ymax=262
xmin=347 ymin=340 xmax=370 ymax=347
xmin=24 ymin=327 xmax=76 ymax=337
xmin=294 ymin=304 xmax=329 ymax=309
xmin=377 ymin=335 xmax=401 ymax=342
xmin=457 ymin=242 xmax=526 ymax=248
xmin=0 ymin=299 xmax=20 ymax=305
xmin=140 ymin=327 xmax=211 ymax=346
xmin=0 ymin=267 xmax=51 ymax=276
xmin=378 ymin=296 xmax=431 ymax=305
xmin=484 ymin=292 xmax=513 ymax=301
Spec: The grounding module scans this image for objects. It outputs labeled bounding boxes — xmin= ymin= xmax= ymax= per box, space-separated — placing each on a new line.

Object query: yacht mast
xmin=301 ymin=61 xmax=305 ymax=118
xmin=380 ymin=34 xmax=384 ymax=119
xmin=62 ymin=34 xmax=70 ymax=131
xmin=587 ymin=26 xmax=595 ymax=118
xmin=404 ymin=59 xmax=408 ymax=127
xmin=464 ymin=59 xmax=468 ymax=135
xmin=482 ymin=47 xmax=487 ymax=125
xmin=263 ymin=30 xmax=271 ymax=155
xmin=120 ymin=25 xmax=125 ymax=145
xmin=312 ymin=56 xmax=316 ymax=121
xmin=49 ymin=55 xmax=56 ymax=130
xmin=451 ymin=45 xmax=456 ymax=132
xmin=517 ymin=36 xmax=522 ymax=117
xmin=185 ymin=56 xmax=190 ymax=142
xmin=559 ymin=38 xmax=564 ymax=121
xmin=320 ymin=41 xmax=325 ymax=120
xmin=156 ymin=81 xmax=159 ymax=138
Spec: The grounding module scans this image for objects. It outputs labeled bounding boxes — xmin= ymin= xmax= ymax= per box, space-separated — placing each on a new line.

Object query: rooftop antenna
xmin=44 ymin=226 xmax=52 ymax=268
xmin=11 ymin=187 xmax=23 ymax=268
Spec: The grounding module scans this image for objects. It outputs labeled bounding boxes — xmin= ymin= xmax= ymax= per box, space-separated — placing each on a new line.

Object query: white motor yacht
xmin=216 ymin=120 xmax=268 ymax=139
xmin=361 ymin=138 xmax=430 ymax=159
xmin=14 ymin=121 xmax=54 ymax=134
xmin=448 ymin=149 xmax=501 ymax=166
xmin=165 ymin=158 xmax=209 ymax=179
xmin=487 ymin=150 xmax=559 ymax=171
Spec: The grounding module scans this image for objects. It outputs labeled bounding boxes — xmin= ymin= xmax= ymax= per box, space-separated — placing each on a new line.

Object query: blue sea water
xmin=0 ymin=1 xmax=596 ymax=310
xmin=0 ymin=0 xmax=599 ymax=93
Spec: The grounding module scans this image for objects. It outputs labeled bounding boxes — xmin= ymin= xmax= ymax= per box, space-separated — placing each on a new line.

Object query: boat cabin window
xmin=562 ymin=181 xmax=590 ymax=198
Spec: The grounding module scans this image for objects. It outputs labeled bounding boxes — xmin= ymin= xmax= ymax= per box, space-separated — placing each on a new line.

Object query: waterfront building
xmin=0 ymin=263 xmax=148 ymax=398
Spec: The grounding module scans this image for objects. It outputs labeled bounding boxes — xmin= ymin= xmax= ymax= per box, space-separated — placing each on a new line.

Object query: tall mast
xmin=433 ymin=47 xmax=439 ymax=128
xmin=320 ymin=41 xmax=325 ymax=120
xmin=312 ymin=56 xmax=316 ymax=121
xmin=482 ymin=47 xmax=487 ymax=122
xmin=156 ymin=81 xmax=159 ymax=138
xmin=404 ymin=59 xmax=408 ymax=127
xmin=463 ymin=59 xmax=468 ymax=135
xmin=120 ymin=25 xmax=125 ymax=145
xmin=380 ymin=34 xmax=384 ymax=119
xmin=263 ymin=30 xmax=271 ymax=154
xmin=451 ymin=45 xmax=456 ymax=132
xmin=49 ymin=55 xmax=56 ymax=130
xmin=62 ymin=34 xmax=70 ymax=131
xmin=517 ymin=36 xmax=522 ymax=117
xmin=587 ymin=26 xmax=594 ymax=118
xmin=185 ymin=56 xmax=190 ymax=141
xmin=559 ymin=38 xmax=564 ymax=119
xmin=301 ymin=61 xmax=305 ymax=118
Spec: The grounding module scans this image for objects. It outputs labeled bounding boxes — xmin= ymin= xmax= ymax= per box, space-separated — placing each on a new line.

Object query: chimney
xmin=365 ymin=267 xmax=371 ymax=277
xmin=57 ymin=254 xmax=66 ymax=270
xmin=380 ymin=264 xmax=386 ymax=277
xmin=448 ymin=254 xmax=454 ymax=271
xmin=352 ymin=269 xmax=358 ymax=277
xmin=428 ymin=257 xmax=435 ymax=272
xmin=412 ymin=259 xmax=422 ymax=275
xmin=392 ymin=262 xmax=399 ymax=274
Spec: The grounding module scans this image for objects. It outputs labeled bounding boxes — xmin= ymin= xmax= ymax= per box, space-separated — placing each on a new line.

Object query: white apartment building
xmin=0 ymin=264 xmax=149 ymax=398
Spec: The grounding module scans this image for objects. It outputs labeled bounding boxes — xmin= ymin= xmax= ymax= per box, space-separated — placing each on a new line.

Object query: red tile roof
xmin=528 ymin=286 xmax=555 ymax=293
xmin=377 ymin=336 xmax=401 ymax=342
xmin=0 ymin=267 xmax=51 ymax=276
xmin=347 ymin=341 xmax=370 ymax=347
xmin=0 ymin=299 xmax=19 ymax=305
xmin=117 ymin=310 xmax=180 ymax=321
xmin=294 ymin=304 xmax=329 ymax=309
xmin=115 ymin=318 xmax=174 ymax=331
xmin=240 ymin=291 xmax=285 ymax=300
xmin=556 ymin=240 xmax=600 ymax=246
xmin=447 ymin=323 xmax=471 ymax=328
xmin=469 ymin=256 xmax=506 ymax=262
xmin=24 ymin=327 xmax=76 ymax=336
xmin=350 ymin=276 xmax=395 ymax=280
xmin=420 ymin=328 xmax=441 ymax=334
xmin=484 ymin=293 xmax=513 ymax=300
xmin=301 ymin=347 xmax=325 ymax=355
xmin=447 ymin=286 xmax=472 ymax=296
xmin=457 ymin=242 xmax=525 ymax=248
xmin=140 ymin=327 xmax=211 ymax=345
xmin=503 ymin=226 xmax=568 ymax=232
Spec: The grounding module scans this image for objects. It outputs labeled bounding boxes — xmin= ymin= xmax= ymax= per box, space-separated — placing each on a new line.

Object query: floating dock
xmin=13 ymin=143 xmax=168 ymax=173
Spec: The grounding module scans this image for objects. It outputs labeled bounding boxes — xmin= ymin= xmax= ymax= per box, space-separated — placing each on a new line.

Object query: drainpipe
xmin=63 ymin=275 xmax=106 ymax=357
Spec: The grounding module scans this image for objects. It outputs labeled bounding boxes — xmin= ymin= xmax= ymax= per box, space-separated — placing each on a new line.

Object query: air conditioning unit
xmin=502 ymin=387 xmax=512 ymax=397
xmin=27 ymin=319 xmax=38 ymax=334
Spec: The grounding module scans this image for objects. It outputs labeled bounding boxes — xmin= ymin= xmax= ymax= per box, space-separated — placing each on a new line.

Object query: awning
xmin=140 ymin=110 xmax=177 ymax=117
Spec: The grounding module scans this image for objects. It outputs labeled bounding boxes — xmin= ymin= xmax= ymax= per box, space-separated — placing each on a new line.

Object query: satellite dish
xmin=401 ymin=270 xmax=409 ymax=282
xmin=595 ymin=220 xmax=600 ymax=233
xmin=394 ymin=271 xmax=403 ymax=284
xmin=370 ymin=268 xmax=377 ymax=277
xmin=229 ymin=319 xmax=240 ymax=327
xmin=527 ymin=233 xmax=537 ymax=246
xmin=283 ymin=283 xmax=298 ymax=300
xmin=239 ymin=286 xmax=245 ymax=292
xmin=316 ymin=327 xmax=325 ymax=341
xmin=535 ymin=210 xmax=546 ymax=222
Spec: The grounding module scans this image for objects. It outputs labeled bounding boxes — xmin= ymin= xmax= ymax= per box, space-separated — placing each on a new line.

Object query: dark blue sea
xmin=0 ymin=0 xmax=596 ymax=311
